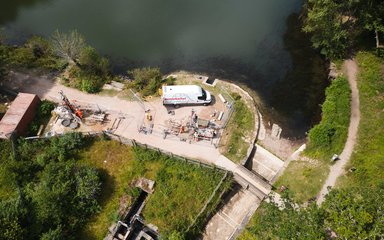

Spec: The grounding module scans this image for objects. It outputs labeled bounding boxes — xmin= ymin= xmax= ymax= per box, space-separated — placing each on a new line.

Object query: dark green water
xmin=0 ymin=0 xmax=328 ymax=137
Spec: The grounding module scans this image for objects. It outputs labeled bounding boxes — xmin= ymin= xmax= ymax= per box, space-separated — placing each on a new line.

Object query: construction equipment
xmin=59 ymin=90 xmax=83 ymax=119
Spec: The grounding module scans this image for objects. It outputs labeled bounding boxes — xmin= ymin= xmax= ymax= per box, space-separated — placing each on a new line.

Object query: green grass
xmin=222 ymin=95 xmax=255 ymax=163
xmin=339 ymin=52 xmax=384 ymax=189
xmin=78 ymin=139 xmax=228 ymax=239
xmin=77 ymin=139 xmax=135 ymax=239
xmin=274 ymin=161 xmax=329 ymax=203
xmin=304 ymin=76 xmax=351 ymax=160
xmin=0 ymin=141 xmax=17 ymax=200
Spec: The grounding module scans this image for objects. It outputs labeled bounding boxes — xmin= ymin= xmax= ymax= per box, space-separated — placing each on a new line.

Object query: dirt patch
xmin=259 ymin=127 xmax=304 ymax=160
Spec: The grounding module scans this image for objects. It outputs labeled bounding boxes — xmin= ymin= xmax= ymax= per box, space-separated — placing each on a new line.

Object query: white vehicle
xmin=162 ymin=85 xmax=212 ymax=107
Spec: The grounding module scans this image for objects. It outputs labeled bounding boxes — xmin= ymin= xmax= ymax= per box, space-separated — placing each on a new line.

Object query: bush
xmin=8 ymin=47 xmax=36 ymax=68
xmin=128 ymin=67 xmax=173 ymax=97
xmin=305 ymin=76 xmax=351 ymax=160
xmin=0 ymin=134 xmax=102 ymax=239
xmin=79 ymin=46 xmax=110 ymax=76
xmin=63 ymin=46 xmax=110 ymax=93
xmin=6 ymin=36 xmax=64 ymax=70
xmin=27 ymin=100 xmax=55 ymax=135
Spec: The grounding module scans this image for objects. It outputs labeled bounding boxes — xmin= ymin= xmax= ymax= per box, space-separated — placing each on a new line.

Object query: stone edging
xmin=221 ymin=81 xmax=261 ymax=166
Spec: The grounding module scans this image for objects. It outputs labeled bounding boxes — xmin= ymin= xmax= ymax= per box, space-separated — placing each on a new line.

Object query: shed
xmin=0 ymin=93 xmax=40 ymax=139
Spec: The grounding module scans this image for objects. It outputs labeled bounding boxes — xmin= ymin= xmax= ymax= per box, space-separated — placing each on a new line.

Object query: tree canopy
xmin=0 ymin=133 xmax=101 ymax=240
xmin=303 ymin=0 xmax=384 ymax=58
xmin=242 ymin=188 xmax=384 ymax=239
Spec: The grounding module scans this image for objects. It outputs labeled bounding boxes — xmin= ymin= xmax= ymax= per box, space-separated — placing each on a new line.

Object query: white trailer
xmin=162 ymin=85 xmax=212 ymax=106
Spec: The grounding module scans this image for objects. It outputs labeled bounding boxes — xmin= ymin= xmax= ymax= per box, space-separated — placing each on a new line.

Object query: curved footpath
xmin=316 ymin=59 xmax=360 ymax=205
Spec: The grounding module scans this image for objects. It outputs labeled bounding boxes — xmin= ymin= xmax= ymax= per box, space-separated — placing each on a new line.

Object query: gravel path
xmin=316 ymin=59 xmax=360 ymax=205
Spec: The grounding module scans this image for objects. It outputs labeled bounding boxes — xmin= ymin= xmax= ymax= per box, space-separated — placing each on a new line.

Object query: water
xmin=1 ymin=0 xmax=328 ymax=137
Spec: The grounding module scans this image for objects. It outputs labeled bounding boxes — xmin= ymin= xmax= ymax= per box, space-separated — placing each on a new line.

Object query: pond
xmin=1 ymin=0 xmax=328 ymax=137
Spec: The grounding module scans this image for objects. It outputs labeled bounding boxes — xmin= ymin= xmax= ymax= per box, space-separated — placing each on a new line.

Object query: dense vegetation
xmin=27 ymin=100 xmax=55 ymax=135
xmin=0 ymin=30 xmax=111 ymax=93
xmin=304 ymin=0 xmax=384 ymax=58
xmin=305 ymin=76 xmax=351 ymax=160
xmin=0 ymin=36 xmax=65 ymax=72
xmin=222 ymin=93 xmax=254 ymax=163
xmin=127 ymin=67 xmax=175 ymax=97
xmin=52 ymin=30 xmax=111 ymax=93
xmin=0 ymin=133 xmax=101 ymax=240
xmin=78 ymin=139 xmax=231 ymax=239
xmin=240 ymin=187 xmax=384 ymax=239
xmin=0 ymin=135 xmax=230 ymax=240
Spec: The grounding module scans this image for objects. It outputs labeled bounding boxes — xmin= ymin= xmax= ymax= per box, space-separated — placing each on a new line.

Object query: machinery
xmin=59 ymin=90 xmax=83 ymax=119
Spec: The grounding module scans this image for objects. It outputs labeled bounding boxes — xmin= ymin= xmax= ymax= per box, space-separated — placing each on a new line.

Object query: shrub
xmin=6 ymin=36 xmax=64 ymax=70
xmin=79 ymin=46 xmax=110 ymax=76
xmin=128 ymin=67 xmax=173 ymax=97
xmin=27 ymin=100 xmax=55 ymax=135
xmin=305 ymin=76 xmax=351 ymax=160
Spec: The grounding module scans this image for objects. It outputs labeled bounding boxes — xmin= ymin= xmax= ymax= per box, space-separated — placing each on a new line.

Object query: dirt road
xmin=316 ymin=59 xmax=360 ymax=205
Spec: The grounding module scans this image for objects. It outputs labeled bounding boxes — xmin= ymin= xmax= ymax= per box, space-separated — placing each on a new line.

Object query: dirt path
xmin=316 ymin=59 xmax=360 ymax=205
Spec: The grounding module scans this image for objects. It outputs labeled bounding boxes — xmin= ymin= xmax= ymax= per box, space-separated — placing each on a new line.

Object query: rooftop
xmin=0 ymin=93 xmax=39 ymax=139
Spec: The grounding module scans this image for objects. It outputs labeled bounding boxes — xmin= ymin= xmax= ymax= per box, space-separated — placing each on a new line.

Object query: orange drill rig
xmin=59 ymin=90 xmax=83 ymax=119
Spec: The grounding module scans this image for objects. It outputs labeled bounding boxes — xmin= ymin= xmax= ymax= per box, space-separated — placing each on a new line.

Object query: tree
xmin=244 ymin=194 xmax=325 ymax=239
xmin=51 ymin=30 xmax=85 ymax=66
xmin=0 ymin=196 xmax=27 ymax=240
xmin=26 ymin=36 xmax=53 ymax=58
xmin=79 ymin=46 xmax=110 ymax=76
xmin=357 ymin=0 xmax=384 ymax=50
xmin=40 ymin=226 xmax=64 ymax=240
xmin=303 ymin=0 xmax=358 ymax=59
xmin=322 ymin=188 xmax=384 ymax=239
xmin=29 ymin=161 xmax=101 ymax=232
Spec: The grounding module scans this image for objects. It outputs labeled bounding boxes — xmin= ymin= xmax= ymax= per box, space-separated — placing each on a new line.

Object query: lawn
xmin=274 ymin=160 xmax=329 ymax=203
xmin=339 ymin=52 xmax=384 ymax=188
xmin=78 ymin=138 xmax=230 ymax=239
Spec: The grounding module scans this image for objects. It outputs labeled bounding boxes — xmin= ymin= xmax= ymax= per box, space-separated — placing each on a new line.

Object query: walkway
xmin=316 ymin=59 xmax=360 ymax=205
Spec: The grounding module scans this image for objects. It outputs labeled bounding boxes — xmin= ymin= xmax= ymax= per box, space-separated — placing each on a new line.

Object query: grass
xmin=0 ymin=141 xmax=17 ymax=200
xmin=338 ymin=51 xmax=384 ymax=189
xmin=77 ymin=139 xmax=135 ymax=239
xmin=274 ymin=160 xmax=329 ymax=203
xmin=78 ymin=138 xmax=228 ymax=239
xmin=222 ymin=95 xmax=255 ymax=163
